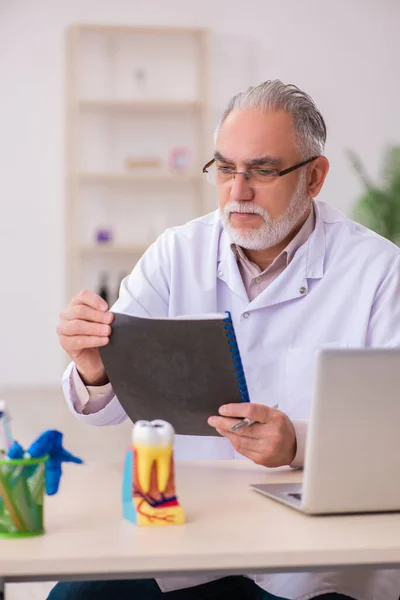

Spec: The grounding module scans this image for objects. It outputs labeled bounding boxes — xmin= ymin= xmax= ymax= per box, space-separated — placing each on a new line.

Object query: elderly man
xmin=54 ymin=80 xmax=400 ymax=600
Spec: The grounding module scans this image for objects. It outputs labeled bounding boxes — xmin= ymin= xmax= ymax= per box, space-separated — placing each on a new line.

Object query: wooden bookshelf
xmin=65 ymin=24 xmax=211 ymax=301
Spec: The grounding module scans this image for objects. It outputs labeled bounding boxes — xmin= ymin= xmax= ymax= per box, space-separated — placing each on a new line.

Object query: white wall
xmin=1 ymin=0 xmax=399 ymax=387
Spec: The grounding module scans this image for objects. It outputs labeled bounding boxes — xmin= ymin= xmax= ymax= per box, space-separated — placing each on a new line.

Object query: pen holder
xmin=0 ymin=455 xmax=48 ymax=538
xmin=122 ymin=420 xmax=185 ymax=526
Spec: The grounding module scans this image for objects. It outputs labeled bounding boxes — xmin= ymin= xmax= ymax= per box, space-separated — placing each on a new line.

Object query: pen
xmin=230 ymin=404 xmax=279 ymax=432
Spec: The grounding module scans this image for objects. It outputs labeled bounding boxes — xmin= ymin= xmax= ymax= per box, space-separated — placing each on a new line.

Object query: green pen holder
xmin=0 ymin=455 xmax=48 ymax=538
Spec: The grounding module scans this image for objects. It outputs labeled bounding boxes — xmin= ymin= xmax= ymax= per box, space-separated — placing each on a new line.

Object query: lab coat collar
xmin=217 ymin=228 xmax=249 ymax=304
xmin=305 ymin=199 xmax=326 ymax=280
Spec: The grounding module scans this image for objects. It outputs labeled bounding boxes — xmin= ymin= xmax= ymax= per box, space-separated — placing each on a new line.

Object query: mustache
xmin=224 ymin=202 xmax=270 ymax=219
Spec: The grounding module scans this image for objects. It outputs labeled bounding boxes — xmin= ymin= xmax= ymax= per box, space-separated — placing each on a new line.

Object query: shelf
xmin=76 ymin=244 xmax=150 ymax=256
xmin=77 ymin=171 xmax=202 ymax=184
xmin=77 ymin=100 xmax=203 ymax=113
xmin=66 ymin=24 xmax=210 ymax=298
xmin=71 ymin=24 xmax=206 ymax=36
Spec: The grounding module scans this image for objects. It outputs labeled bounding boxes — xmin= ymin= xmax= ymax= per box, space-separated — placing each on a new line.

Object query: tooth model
xmin=122 ymin=420 xmax=185 ymax=526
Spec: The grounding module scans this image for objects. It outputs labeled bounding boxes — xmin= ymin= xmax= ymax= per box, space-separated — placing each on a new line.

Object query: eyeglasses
xmin=202 ymin=156 xmax=319 ymax=188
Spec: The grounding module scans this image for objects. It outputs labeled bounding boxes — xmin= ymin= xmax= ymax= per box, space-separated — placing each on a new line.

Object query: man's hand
xmin=57 ymin=289 xmax=114 ymax=385
xmin=208 ymin=403 xmax=297 ymax=468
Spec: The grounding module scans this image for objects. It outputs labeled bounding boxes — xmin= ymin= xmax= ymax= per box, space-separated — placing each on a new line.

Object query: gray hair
xmin=215 ymin=80 xmax=326 ymax=157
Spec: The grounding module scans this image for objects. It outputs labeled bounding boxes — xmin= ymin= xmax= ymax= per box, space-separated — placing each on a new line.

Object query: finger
xmin=208 ymin=415 xmax=239 ymax=430
xmin=218 ymin=402 xmax=278 ymax=424
xmin=208 ymin=416 xmax=264 ymax=438
xmin=61 ymin=304 xmax=114 ymax=325
xmin=70 ymin=290 xmax=108 ymax=311
xmin=216 ymin=427 xmax=275 ymax=465
xmin=58 ymin=320 xmax=111 ymax=337
xmin=215 ymin=428 xmax=262 ymax=452
xmin=59 ymin=335 xmax=109 ymax=351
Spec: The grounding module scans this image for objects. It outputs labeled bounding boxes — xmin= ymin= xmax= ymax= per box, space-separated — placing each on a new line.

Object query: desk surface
xmin=1 ymin=461 xmax=400 ymax=582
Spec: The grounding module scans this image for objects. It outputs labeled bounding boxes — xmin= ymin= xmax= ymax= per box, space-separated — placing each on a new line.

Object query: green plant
xmin=349 ymin=146 xmax=400 ymax=244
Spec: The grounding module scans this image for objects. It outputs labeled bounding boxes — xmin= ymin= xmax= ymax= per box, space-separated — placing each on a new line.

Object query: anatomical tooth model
xmin=122 ymin=420 xmax=185 ymax=526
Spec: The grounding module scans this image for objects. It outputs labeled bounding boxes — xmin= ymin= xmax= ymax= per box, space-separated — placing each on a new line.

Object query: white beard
xmin=220 ymin=172 xmax=310 ymax=250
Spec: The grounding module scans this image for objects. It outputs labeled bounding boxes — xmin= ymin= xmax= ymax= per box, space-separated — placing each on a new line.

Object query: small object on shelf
xmin=97 ymin=273 xmax=110 ymax=306
xmin=125 ymin=157 xmax=162 ymax=170
xmin=95 ymin=228 xmax=113 ymax=244
xmin=122 ymin=420 xmax=186 ymax=526
xmin=133 ymin=66 xmax=147 ymax=96
xmin=168 ymin=147 xmax=190 ymax=171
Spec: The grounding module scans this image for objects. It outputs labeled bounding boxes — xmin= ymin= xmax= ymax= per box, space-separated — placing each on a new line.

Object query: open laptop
xmin=251 ymin=349 xmax=400 ymax=515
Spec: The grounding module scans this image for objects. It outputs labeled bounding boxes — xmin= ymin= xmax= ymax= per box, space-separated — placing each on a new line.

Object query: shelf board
xmin=76 ymin=244 xmax=150 ymax=256
xmin=71 ymin=24 xmax=207 ymax=36
xmin=77 ymin=171 xmax=202 ymax=184
xmin=77 ymin=99 xmax=203 ymax=113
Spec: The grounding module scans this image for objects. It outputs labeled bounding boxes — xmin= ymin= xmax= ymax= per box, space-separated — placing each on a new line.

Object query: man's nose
xmin=229 ymin=173 xmax=254 ymax=202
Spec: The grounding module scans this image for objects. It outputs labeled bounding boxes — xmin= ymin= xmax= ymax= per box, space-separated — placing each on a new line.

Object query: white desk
xmin=1 ymin=461 xmax=400 ymax=592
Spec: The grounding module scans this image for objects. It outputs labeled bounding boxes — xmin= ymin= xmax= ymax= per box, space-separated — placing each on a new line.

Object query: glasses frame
xmin=202 ymin=155 xmax=320 ymax=185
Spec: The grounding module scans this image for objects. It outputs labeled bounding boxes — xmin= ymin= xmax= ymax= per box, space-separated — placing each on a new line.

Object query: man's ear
xmin=307 ymin=156 xmax=329 ymax=198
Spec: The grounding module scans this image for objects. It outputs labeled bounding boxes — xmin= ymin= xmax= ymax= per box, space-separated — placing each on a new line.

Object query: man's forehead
xmin=219 ymin=108 xmax=294 ymax=134
xmin=216 ymin=108 xmax=297 ymax=159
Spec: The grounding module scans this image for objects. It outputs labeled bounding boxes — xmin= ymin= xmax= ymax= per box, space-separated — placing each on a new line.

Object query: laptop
xmin=251 ymin=349 xmax=400 ymax=515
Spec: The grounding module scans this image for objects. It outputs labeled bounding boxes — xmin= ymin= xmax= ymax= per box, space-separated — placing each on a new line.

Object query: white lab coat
xmin=63 ymin=200 xmax=400 ymax=600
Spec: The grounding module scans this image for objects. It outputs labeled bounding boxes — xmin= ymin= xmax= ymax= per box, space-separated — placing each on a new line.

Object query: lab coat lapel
xmin=217 ymin=229 xmax=249 ymax=304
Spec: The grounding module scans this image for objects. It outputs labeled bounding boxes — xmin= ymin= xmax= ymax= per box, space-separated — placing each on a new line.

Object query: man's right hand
xmin=57 ymin=289 xmax=114 ymax=385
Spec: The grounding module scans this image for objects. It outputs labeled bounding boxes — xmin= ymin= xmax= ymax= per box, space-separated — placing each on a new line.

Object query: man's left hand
xmin=208 ymin=403 xmax=297 ymax=468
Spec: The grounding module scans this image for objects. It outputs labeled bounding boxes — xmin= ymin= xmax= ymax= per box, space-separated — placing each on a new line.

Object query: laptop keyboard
xmin=288 ymin=493 xmax=302 ymax=501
